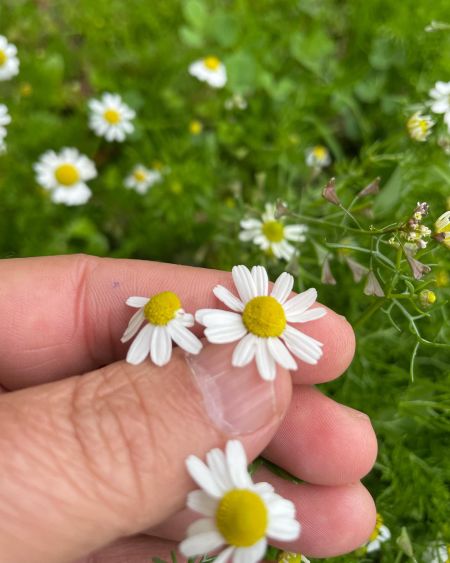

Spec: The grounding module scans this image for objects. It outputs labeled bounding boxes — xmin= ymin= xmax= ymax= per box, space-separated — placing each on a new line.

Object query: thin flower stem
xmin=289 ymin=212 xmax=399 ymax=236
xmin=410 ymin=341 xmax=419 ymax=382
xmin=354 ymin=298 xmax=386 ymax=327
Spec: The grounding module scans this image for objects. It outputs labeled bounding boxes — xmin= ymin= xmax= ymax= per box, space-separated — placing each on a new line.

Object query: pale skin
xmin=0 ymin=255 xmax=378 ymax=563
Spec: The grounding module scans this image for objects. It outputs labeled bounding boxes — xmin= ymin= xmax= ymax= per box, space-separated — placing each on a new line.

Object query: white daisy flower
xmin=0 ymin=103 xmax=11 ymax=151
xmin=423 ymin=542 xmax=450 ymax=563
xmin=305 ymin=145 xmax=331 ymax=169
xmin=196 ymin=265 xmax=326 ymax=381
xmin=33 ymin=147 xmax=97 ymax=206
xmin=0 ymin=35 xmax=19 ymax=81
xmin=407 ymin=112 xmax=434 ymax=142
xmin=180 ymin=440 xmax=301 ymax=563
xmin=278 ymin=552 xmax=310 ymax=563
xmin=125 ymin=164 xmax=162 ymax=194
xmin=88 ymin=93 xmax=135 ymax=142
xmin=364 ymin=513 xmax=391 ymax=553
xmin=121 ymin=291 xmax=202 ymax=366
xmin=240 ymin=203 xmax=308 ymax=262
xmin=429 ymin=81 xmax=450 ymax=126
xmin=189 ymin=56 xmax=227 ymax=89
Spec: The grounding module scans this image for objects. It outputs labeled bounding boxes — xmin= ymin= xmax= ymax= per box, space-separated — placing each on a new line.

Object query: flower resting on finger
xmin=180 ymin=440 xmax=301 ymax=563
xmin=196 ymin=265 xmax=326 ymax=381
xmin=121 ymin=292 xmax=202 ymax=366
xmin=88 ymin=92 xmax=135 ymax=142
xmin=362 ymin=513 xmax=391 ymax=553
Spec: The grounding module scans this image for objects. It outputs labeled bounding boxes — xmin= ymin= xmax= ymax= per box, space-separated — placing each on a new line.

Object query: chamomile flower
xmin=424 ymin=542 xmax=450 ymax=563
xmin=305 ymin=145 xmax=331 ymax=169
xmin=189 ymin=56 xmax=227 ymax=88
xmin=429 ymin=81 xmax=450 ymax=128
xmin=196 ymin=265 xmax=326 ymax=381
xmin=88 ymin=93 xmax=135 ymax=142
xmin=0 ymin=104 xmax=11 ymax=152
xmin=278 ymin=552 xmax=310 ymax=563
xmin=434 ymin=211 xmax=450 ymax=248
xmin=407 ymin=112 xmax=434 ymax=142
xmin=180 ymin=440 xmax=301 ymax=563
xmin=33 ymin=148 xmax=97 ymax=206
xmin=0 ymin=35 xmax=19 ymax=81
xmin=121 ymin=291 xmax=202 ymax=366
xmin=363 ymin=514 xmax=391 ymax=553
xmin=125 ymin=164 xmax=162 ymax=194
xmin=240 ymin=203 xmax=308 ymax=262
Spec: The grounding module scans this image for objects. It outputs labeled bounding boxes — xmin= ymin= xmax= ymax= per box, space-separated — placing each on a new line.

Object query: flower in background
xmin=125 ymin=164 xmax=162 ymax=194
xmin=278 ymin=551 xmax=310 ymax=563
xmin=407 ymin=112 xmax=434 ymax=142
xmin=0 ymin=35 xmax=19 ymax=81
xmin=189 ymin=119 xmax=203 ymax=135
xmin=0 ymin=104 xmax=11 ymax=153
xmin=363 ymin=513 xmax=391 ymax=553
xmin=401 ymin=202 xmax=432 ymax=250
xmin=434 ymin=211 xmax=450 ymax=249
xmin=306 ymin=145 xmax=331 ymax=169
xmin=240 ymin=202 xmax=308 ymax=262
xmin=196 ymin=265 xmax=325 ymax=381
xmin=88 ymin=93 xmax=135 ymax=142
xmin=189 ymin=56 xmax=227 ymax=88
xmin=423 ymin=542 xmax=450 ymax=563
xmin=33 ymin=148 xmax=97 ymax=206
xmin=180 ymin=440 xmax=301 ymax=562
xmin=225 ymin=93 xmax=248 ymax=110
xmin=429 ymin=81 xmax=450 ymax=128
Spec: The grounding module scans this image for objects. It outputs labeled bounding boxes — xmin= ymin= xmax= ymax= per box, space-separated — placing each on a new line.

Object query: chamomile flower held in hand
xmin=33 ymin=148 xmax=97 ymax=206
xmin=124 ymin=164 xmax=162 ymax=194
xmin=306 ymin=145 xmax=331 ymax=169
xmin=180 ymin=440 xmax=301 ymax=563
xmin=88 ymin=93 xmax=135 ymax=142
xmin=0 ymin=35 xmax=19 ymax=81
xmin=407 ymin=112 xmax=434 ymax=142
xmin=121 ymin=292 xmax=202 ymax=366
xmin=196 ymin=265 xmax=326 ymax=381
xmin=189 ymin=56 xmax=227 ymax=88
xmin=363 ymin=513 xmax=391 ymax=553
xmin=240 ymin=203 xmax=308 ymax=262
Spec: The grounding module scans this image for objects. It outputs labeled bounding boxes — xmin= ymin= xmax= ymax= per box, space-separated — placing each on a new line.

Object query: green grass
xmin=1 ymin=0 xmax=449 ymax=560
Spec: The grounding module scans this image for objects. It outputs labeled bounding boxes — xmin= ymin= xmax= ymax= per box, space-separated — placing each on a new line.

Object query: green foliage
xmin=1 ymin=0 xmax=449 ymax=560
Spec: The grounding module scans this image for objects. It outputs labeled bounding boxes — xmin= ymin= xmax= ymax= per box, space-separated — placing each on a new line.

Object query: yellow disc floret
xmin=103 ymin=108 xmax=121 ymax=124
xmin=55 ymin=163 xmax=80 ymax=187
xmin=203 ymin=56 xmax=220 ymax=71
xmin=369 ymin=513 xmax=383 ymax=542
xmin=133 ymin=169 xmax=147 ymax=182
xmin=0 ymin=50 xmax=7 ymax=66
xmin=215 ymin=489 xmax=268 ymax=547
xmin=144 ymin=291 xmax=181 ymax=325
xmin=242 ymin=296 xmax=286 ymax=337
xmin=262 ymin=220 xmax=285 ymax=243
xmin=313 ymin=145 xmax=327 ymax=160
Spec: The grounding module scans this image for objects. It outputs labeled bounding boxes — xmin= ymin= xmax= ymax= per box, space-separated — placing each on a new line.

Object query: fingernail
xmin=186 ymin=343 xmax=281 ymax=436
xmin=342 ymin=404 xmax=370 ymax=420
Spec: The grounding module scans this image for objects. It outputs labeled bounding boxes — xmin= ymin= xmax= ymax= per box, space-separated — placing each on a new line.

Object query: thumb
xmin=0 ymin=342 xmax=292 ymax=563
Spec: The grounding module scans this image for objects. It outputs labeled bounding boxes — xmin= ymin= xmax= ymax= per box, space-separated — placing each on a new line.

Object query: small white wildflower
xmin=125 ymin=164 xmax=162 ymax=194
xmin=429 ymin=81 xmax=450 ymax=129
xmin=363 ymin=513 xmax=391 ymax=553
xmin=189 ymin=56 xmax=227 ymax=88
xmin=0 ymin=103 xmax=11 ymax=152
xmin=306 ymin=145 xmax=331 ymax=169
xmin=225 ymin=93 xmax=248 ymax=110
xmin=0 ymin=35 xmax=19 ymax=81
xmin=88 ymin=93 xmax=135 ymax=142
xmin=407 ymin=112 xmax=434 ymax=142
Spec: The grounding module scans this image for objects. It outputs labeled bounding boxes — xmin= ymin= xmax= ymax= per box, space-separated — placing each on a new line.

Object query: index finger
xmin=0 ymin=254 xmax=354 ymax=389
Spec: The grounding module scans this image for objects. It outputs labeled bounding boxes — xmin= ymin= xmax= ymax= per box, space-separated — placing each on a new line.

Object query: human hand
xmin=0 ymin=255 xmax=377 ymax=563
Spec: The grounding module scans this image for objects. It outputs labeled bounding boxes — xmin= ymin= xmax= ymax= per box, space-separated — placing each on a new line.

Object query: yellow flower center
xmin=262 ymin=220 xmax=285 ymax=243
xmin=369 ymin=513 xmax=383 ymax=542
xmin=203 ymin=56 xmax=221 ymax=71
xmin=133 ymin=169 xmax=147 ymax=182
xmin=143 ymin=291 xmax=181 ymax=325
xmin=242 ymin=296 xmax=286 ymax=338
xmin=312 ymin=146 xmax=327 ymax=160
xmin=103 ymin=108 xmax=121 ymax=124
xmin=55 ymin=164 xmax=80 ymax=187
xmin=0 ymin=50 xmax=6 ymax=66
xmin=215 ymin=489 xmax=268 ymax=547
xmin=189 ymin=120 xmax=203 ymax=135
xmin=436 ymin=270 xmax=449 ymax=287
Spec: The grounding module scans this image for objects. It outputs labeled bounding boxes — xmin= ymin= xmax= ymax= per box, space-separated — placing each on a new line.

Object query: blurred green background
xmin=0 ymin=0 xmax=449 ymax=561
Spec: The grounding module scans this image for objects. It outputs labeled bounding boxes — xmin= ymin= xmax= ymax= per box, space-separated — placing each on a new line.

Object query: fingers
xmin=263 ymin=385 xmax=378 ymax=485
xmin=0 ymin=255 xmax=354 ymax=389
xmin=0 ymin=348 xmax=292 ymax=563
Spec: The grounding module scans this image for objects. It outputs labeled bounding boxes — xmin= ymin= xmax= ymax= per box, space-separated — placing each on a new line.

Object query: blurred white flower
xmin=34 ymin=147 xmax=97 ymax=206
xmin=0 ymin=35 xmax=19 ymax=81
xmin=88 ymin=93 xmax=135 ymax=142
xmin=363 ymin=513 xmax=391 ymax=553
xmin=125 ymin=164 xmax=162 ymax=194
xmin=225 ymin=93 xmax=248 ymax=110
xmin=306 ymin=145 xmax=331 ymax=169
xmin=189 ymin=56 xmax=227 ymax=88
xmin=407 ymin=112 xmax=434 ymax=142
xmin=240 ymin=203 xmax=308 ymax=262
xmin=423 ymin=542 xmax=450 ymax=563
xmin=429 ymin=81 xmax=450 ymax=129
xmin=0 ymin=104 xmax=11 ymax=152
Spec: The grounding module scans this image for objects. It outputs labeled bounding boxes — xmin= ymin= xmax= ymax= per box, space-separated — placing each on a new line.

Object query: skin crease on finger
xmin=0 ymin=254 xmax=355 ymax=389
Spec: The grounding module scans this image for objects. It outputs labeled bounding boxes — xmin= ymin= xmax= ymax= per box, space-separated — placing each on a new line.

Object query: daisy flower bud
xmin=419 ymin=289 xmax=436 ymax=307
xmin=322 ymin=178 xmax=341 ymax=206
xmin=358 ymin=177 xmax=381 ymax=197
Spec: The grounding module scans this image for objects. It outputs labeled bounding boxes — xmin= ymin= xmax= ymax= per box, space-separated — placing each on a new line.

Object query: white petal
xmin=366 ymin=540 xmax=381 ymax=553
xmin=120 ymin=308 xmax=145 ymax=343
xmin=186 ymin=456 xmax=222 ymax=498
xmin=232 ymin=265 xmax=257 ymax=303
xmin=267 ymin=518 xmax=301 ymax=541
xmin=233 ymin=539 xmax=267 ymax=563
xmin=239 ymin=229 xmax=261 ymax=242
xmin=196 ymin=309 xmax=243 ymax=326
xmin=232 ymin=333 xmax=257 ymax=367
xmin=206 ymin=448 xmax=234 ymax=492
xmin=283 ymin=287 xmax=318 ymax=316
xmin=126 ymin=296 xmax=149 ymax=308
xmin=251 ymin=266 xmax=269 ymax=296
xmin=167 ymin=320 xmax=202 ymax=355
xmin=226 ymin=440 xmax=252 ymax=488
xmin=179 ymin=531 xmax=224 ymax=557
xmin=187 ymin=517 xmax=216 ymax=536
xmin=213 ymin=285 xmax=244 ymax=312
xmin=378 ymin=525 xmax=391 ymax=541
xmin=150 ymin=326 xmax=172 ymax=366
xmin=126 ymin=324 xmax=153 ymax=364
xmin=282 ymin=325 xmax=323 ymax=365
xmin=204 ymin=322 xmax=247 ymax=344
xmin=240 ymin=218 xmax=262 ymax=230
xmin=288 ymin=307 xmax=326 ymax=323
xmin=187 ymin=490 xmax=218 ymax=517
xmin=267 ymin=338 xmax=297 ymax=370
xmin=255 ymin=339 xmax=277 ymax=380
xmin=271 ymin=272 xmax=294 ymax=304
xmin=215 ymin=546 xmax=235 ymax=563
